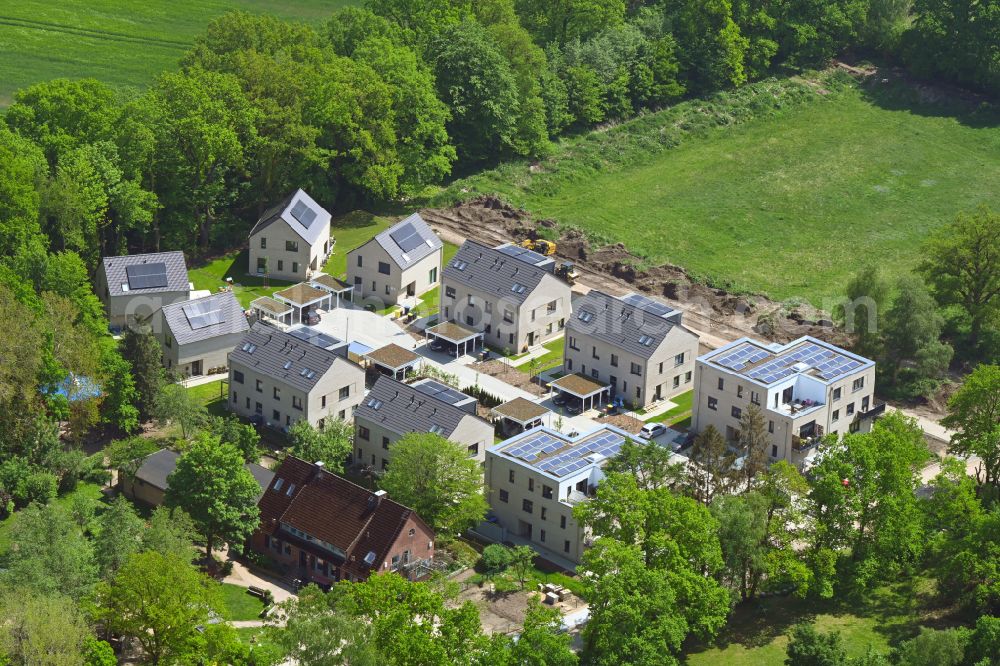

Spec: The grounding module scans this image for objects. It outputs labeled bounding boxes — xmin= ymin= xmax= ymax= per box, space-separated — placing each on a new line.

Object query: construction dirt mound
xmin=421 ymin=196 xmax=852 ymax=347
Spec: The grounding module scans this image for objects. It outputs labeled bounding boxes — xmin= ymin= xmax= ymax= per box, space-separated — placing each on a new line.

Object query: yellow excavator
xmin=520 ymin=238 xmax=556 ymax=256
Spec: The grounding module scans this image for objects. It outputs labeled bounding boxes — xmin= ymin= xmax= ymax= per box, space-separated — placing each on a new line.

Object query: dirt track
xmin=422 ymin=196 xmax=852 ymax=350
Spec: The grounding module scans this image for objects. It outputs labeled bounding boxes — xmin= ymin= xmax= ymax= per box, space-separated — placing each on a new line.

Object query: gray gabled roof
xmin=354 ymin=376 xmax=487 ymax=440
xmin=228 ymin=323 xmax=358 ymax=392
xmin=442 ymin=240 xmax=558 ymax=304
xmin=567 ymin=290 xmax=689 ymax=359
xmin=160 ymin=291 xmax=249 ymax=346
xmin=134 ymin=448 xmax=273 ymax=501
xmin=102 ymin=251 xmax=189 ymax=298
xmin=249 ymin=189 xmax=331 ymax=246
xmin=360 ymin=213 xmax=442 ymax=271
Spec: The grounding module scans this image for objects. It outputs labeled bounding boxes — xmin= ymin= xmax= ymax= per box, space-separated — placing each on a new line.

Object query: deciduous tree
xmin=688 ymin=424 xmax=734 ymax=503
xmin=287 ymin=419 xmax=352 ymax=472
xmin=0 ymin=589 xmax=91 ymax=666
xmin=940 ymin=363 xmax=1000 ymax=489
xmin=154 ymin=383 xmax=207 ymax=439
xmin=94 ymin=495 xmax=146 ymax=578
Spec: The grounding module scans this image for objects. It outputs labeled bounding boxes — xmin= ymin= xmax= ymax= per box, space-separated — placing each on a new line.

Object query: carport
xmin=492 ymin=397 xmax=549 ymax=436
xmin=310 ymin=274 xmax=354 ymax=309
xmin=249 ymin=296 xmax=293 ymax=325
xmin=549 ymin=373 xmax=611 ymax=413
xmin=274 ymin=283 xmax=334 ymax=324
xmin=366 ymin=343 xmax=420 ymax=380
xmin=425 ymin=321 xmax=484 ymax=359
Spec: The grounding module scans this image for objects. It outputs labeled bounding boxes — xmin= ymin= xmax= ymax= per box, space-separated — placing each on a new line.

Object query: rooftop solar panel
xmin=621 ymin=293 xmax=673 ymax=318
xmin=287 ymin=326 xmax=341 ymax=350
xmin=412 ymin=379 xmax=470 ymax=406
xmin=125 ymin=262 xmax=168 ymax=290
xmin=497 ymin=244 xmax=547 ymax=266
xmin=389 ymin=222 xmax=427 ymax=253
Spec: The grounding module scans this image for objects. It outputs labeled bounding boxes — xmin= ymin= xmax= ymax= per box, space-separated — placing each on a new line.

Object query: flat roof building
xmin=692 ymin=336 xmax=881 ymax=467
xmin=486 ymin=424 xmax=650 ymax=565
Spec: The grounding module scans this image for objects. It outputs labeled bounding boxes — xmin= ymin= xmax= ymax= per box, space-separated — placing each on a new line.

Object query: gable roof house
xmin=97 ymin=251 xmax=190 ymax=328
xmin=249 ymin=189 xmax=332 ymax=282
xmin=346 ymin=213 xmax=443 ymax=307
xmin=563 ymin=290 xmax=700 ymax=409
xmin=353 ymin=376 xmax=494 ymax=471
xmin=121 ymin=448 xmax=274 ymax=508
xmin=440 ymin=241 xmax=573 ymax=353
xmin=251 ymin=456 xmax=436 ymax=584
xmin=227 ymin=323 xmax=366 ymax=430
xmin=153 ymin=291 xmax=249 ymax=377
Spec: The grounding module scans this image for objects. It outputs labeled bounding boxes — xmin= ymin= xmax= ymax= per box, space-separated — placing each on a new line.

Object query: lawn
xmin=321 ymin=211 xmax=394 ymax=280
xmin=188 ymin=250 xmax=295 ymax=309
xmin=525 ymin=337 xmax=565 ymax=373
xmin=645 ymin=389 xmax=693 ymax=424
xmin=439 ymin=73 xmax=1000 ymax=307
xmin=217 ymin=582 xmax=267 ymax=621
xmin=0 ymin=0 xmax=358 ymax=107
xmin=187 ymin=379 xmax=228 ymax=418
xmin=684 ymin=576 xmax=961 ymax=665
xmin=0 ymin=481 xmax=105 ymax=555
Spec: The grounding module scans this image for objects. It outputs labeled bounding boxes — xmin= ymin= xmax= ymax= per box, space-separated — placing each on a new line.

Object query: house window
xmin=467 ymin=443 xmax=479 ymax=456
xmin=255 ymin=379 xmax=263 ymax=393
xmin=718 ymin=377 xmax=725 ymax=390
xmin=255 ymin=402 xmax=262 ymax=415
xmin=542 ymin=485 xmax=553 ymax=499
xmin=673 ymin=376 xmax=680 ymax=388
xmin=503 ymin=309 xmax=514 ymax=324
xmin=499 ymin=489 xmax=509 ymax=503
xmin=833 ymin=387 xmax=842 ymax=401
xmin=541 ymin=507 xmax=547 ymax=520
xmin=272 ymin=409 xmax=280 ymax=421
xmin=445 ymin=286 xmax=455 ymax=298
xmin=630 ymin=362 xmax=641 ymax=376
xmin=528 ymin=478 xmax=534 ymax=492
xmin=674 ymin=352 xmax=685 ymax=366
xmin=260 ymin=237 xmax=267 ymax=249
xmin=591 ymin=369 xmax=599 ymax=379
xmin=465 ymin=315 xmax=474 ymax=326
xmin=771 ymin=445 xmax=778 ymax=458
xmin=508 ymin=333 xmax=514 ymax=344
xmin=592 ymin=346 xmax=599 ymax=360
xmin=321 ymin=396 xmax=326 ymax=408
xmin=547 ymin=300 xmax=557 ymax=313
xmin=292 ymin=261 xmax=298 ymax=274
xmin=768 ymin=420 xmax=774 ymax=433
xmin=354 ymin=276 xmax=362 ymax=285
xmin=612 ymin=354 xmax=619 ymax=367
xmin=277 ymin=260 xmax=284 ymax=271
xmin=708 ymin=396 xmax=718 ymax=410
xmin=563 ymin=541 xmax=570 ymax=553
xmin=292 ymin=396 xmax=303 ymax=411
xmin=485 ymin=301 xmax=492 ymax=313
xmin=522 ymin=499 xmax=533 ymax=514
xmin=846 ymin=403 xmax=855 ymax=416
xmin=339 ymin=386 xmax=350 ymax=400
xmin=358 ymin=426 xmax=370 ymax=440
xmin=737 ymin=385 xmax=744 ymax=399
xmin=635 ymin=386 xmax=641 ymax=399
xmin=429 ymin=267 xmax=437 ymax=283
xmin=382 ymin=436 xmax=390 ymax=450
xmin=540 ymin=529 xmax=546 ymax=542
xmin=509 ymin=470 xmax=515 ymax=483
xmin=378 ymin=261 xmax=390 ymax=275
xmin=234 ymin=371 xmax=244 ymax=384
xmin=385 ymin=285 xmax=391 ymax=295
xmin=381 ymin=459 xmax=388 ymax=470
xmin=732 ymin=406 xmax=742 ymax=419
xmin=750 ymin=390 xmax=760 ymax=405
xmin=256 ymin=257 xmax=267 ymax=273
xmin=852 ymin=378 xmax=864 ymax=392
xmin=833 ymin=409 xmax=840 ymax=421
xmin=273 ymin=387 xmax=280 ymax=400
xmin=246 ymin=397 xmax=250 ymax=409
xmin=285 ymin=240 xmax=298 ymax=252
xmin=560 ymin=515 xmax=567 ymax=529
xmin=231 ymin=391 xmax=237 ymax=403
xmin=566 ymin=358 xmax=573 ymax=370
xmin=685 ymin=371 xmax=692 ymax=383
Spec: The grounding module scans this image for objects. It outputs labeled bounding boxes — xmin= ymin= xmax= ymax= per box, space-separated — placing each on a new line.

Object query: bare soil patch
xmin=474 ymin=359 xmax=545 ymax=397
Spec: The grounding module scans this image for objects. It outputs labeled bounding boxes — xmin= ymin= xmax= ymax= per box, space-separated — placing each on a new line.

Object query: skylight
xmin=578 ymin=311 xmax=594 ymax=323
xmin=454 ymin=260 xmax=468 ymax=271
xmin=511 ymin=283 xmax=527 ymax=294
xmin=429 ymin=424 xmax=444 ymax=434
xmin=639 ymin=335 xmax=653 ymax=346
xmin=241 ymin=343 xmax=257 ymax=354
xmin=283 ymin=361 xmax=292 ymax=370
xmin=367 ymin=398 xmax=383 ymax=410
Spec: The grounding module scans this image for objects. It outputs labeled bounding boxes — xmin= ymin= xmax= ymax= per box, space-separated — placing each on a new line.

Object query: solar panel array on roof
xmin=125 ymin=262 xmax=168 ymax=290
xmin=287 ymin=326 xmax=341 ymax=350
xmin=713 ymin=342 xmax=772 ymax=371
xmin=389 ymin=222 xmax=427 ymax=253
xmin=182 ymin=298 xmax=226 ymax=330
xmin=620 ymin=293 xmax=673 ymax=318
xmin=497 ymin=244 xmax=547 ymax=266
xmin=412 ymin=379 xmax=470 ymax=406
xmin=502 ymin=429 xmax=628 ymax=477
xmin=289 ymin=199 xmax=318 ymax=228
xmin=745 ymin=342 xmax=863 ymax=383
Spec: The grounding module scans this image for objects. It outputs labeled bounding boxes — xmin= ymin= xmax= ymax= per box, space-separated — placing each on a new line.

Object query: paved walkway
xmin=222 ymin=557 xmax=297 ymax=604
xmin=180 ymin=374 xmax=227 ymax=388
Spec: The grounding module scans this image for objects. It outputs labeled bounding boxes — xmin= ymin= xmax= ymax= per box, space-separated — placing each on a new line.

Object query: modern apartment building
xmin=97 ymin=251 xmax=190 ymax=328
xmin=440 ymin=241 xmax=572 ymax=353
xmin=485 ymin=424 xmax=642 ymax=565
xmin=248 ymin=189 xmax=332 ymax=282
xmin=346 ymin=213 xmax=442 ymax=307
xmin=251 ymin=456 xmax=435 ymax=584
xmin=227 ymin=323 xmax=365 ymax=431
xmin=692 ymin=336 xmax=880 ymax=466
xmin=154 ymin=291 xmax=249 ymax=377
xmin=563 ymin=290 xmax=699 ymax=408
xmin=353 ymin=376 xmax=493 ymax=470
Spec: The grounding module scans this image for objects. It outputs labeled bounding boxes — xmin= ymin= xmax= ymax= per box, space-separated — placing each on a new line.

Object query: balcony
xmin=857 ymin=401 xmax=887 ymax=421
xmin=792 ymin=435 xmax=822 ymax=452
xmin=774 ymin=398 xmax=824 ymax=417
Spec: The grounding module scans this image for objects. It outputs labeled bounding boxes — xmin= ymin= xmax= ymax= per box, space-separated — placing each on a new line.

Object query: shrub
xmin=14 ymin=470 xmax=58 ymax=507
xmin=480 ymin=544 xmax=514 ymax=576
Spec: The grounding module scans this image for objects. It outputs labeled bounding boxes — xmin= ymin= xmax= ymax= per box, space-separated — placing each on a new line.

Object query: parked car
xmin=639 ymin=423 xmax=667 ymax=440
xmin=566 ymin=401 xmax=583 ymax=415
xmin=429 ymin=338 xmax=447 ymax=352
xmin=553 ymin=392 xmax=568 ymax=406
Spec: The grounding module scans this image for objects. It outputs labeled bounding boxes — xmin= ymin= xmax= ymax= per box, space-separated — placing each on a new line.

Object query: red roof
xmin=257 ymin=457 xmax=433 ymax=574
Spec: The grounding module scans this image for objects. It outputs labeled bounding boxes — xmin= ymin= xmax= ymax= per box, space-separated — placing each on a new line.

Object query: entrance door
xmin=299 ymin=550 xmax=307 ymax=566
xmin=406 ymin=281 xmax=415 ymax=297
xmin=191 ymin=359 xmax=203 ymax=376
xmin=519 ymin=521 xmax=533 ymax=539
xmin=528 ymin=331 xmax=536 ymax=347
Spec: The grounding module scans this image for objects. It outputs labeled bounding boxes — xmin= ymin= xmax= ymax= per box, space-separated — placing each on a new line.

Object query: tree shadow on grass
xmin=857 ymin=68 xmax=999 ymax=130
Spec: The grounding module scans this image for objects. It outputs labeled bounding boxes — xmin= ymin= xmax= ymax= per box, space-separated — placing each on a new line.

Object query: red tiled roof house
xmin=251 ymin=456 xmax=435 ymax=584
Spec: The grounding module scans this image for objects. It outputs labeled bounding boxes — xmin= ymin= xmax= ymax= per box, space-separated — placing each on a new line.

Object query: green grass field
xmin=685 ymin=576 xmax=959 ymax=665
xmin=187 ymin=379 xmax=228 ymax=418
xmin=188 ymin=250 xmax=296 ymax=309
xmin=218 ymin=582 xmax=267 ymax=621
xmin=0 ymin=0 xmax=357 ymax=107
xmin=322 ymin=211 xmax=394 ymax=279
xmin=644 ymin=389 xmax=693 ymax=425
xmin=440 ymin=74 xmax=1000 ymax=307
